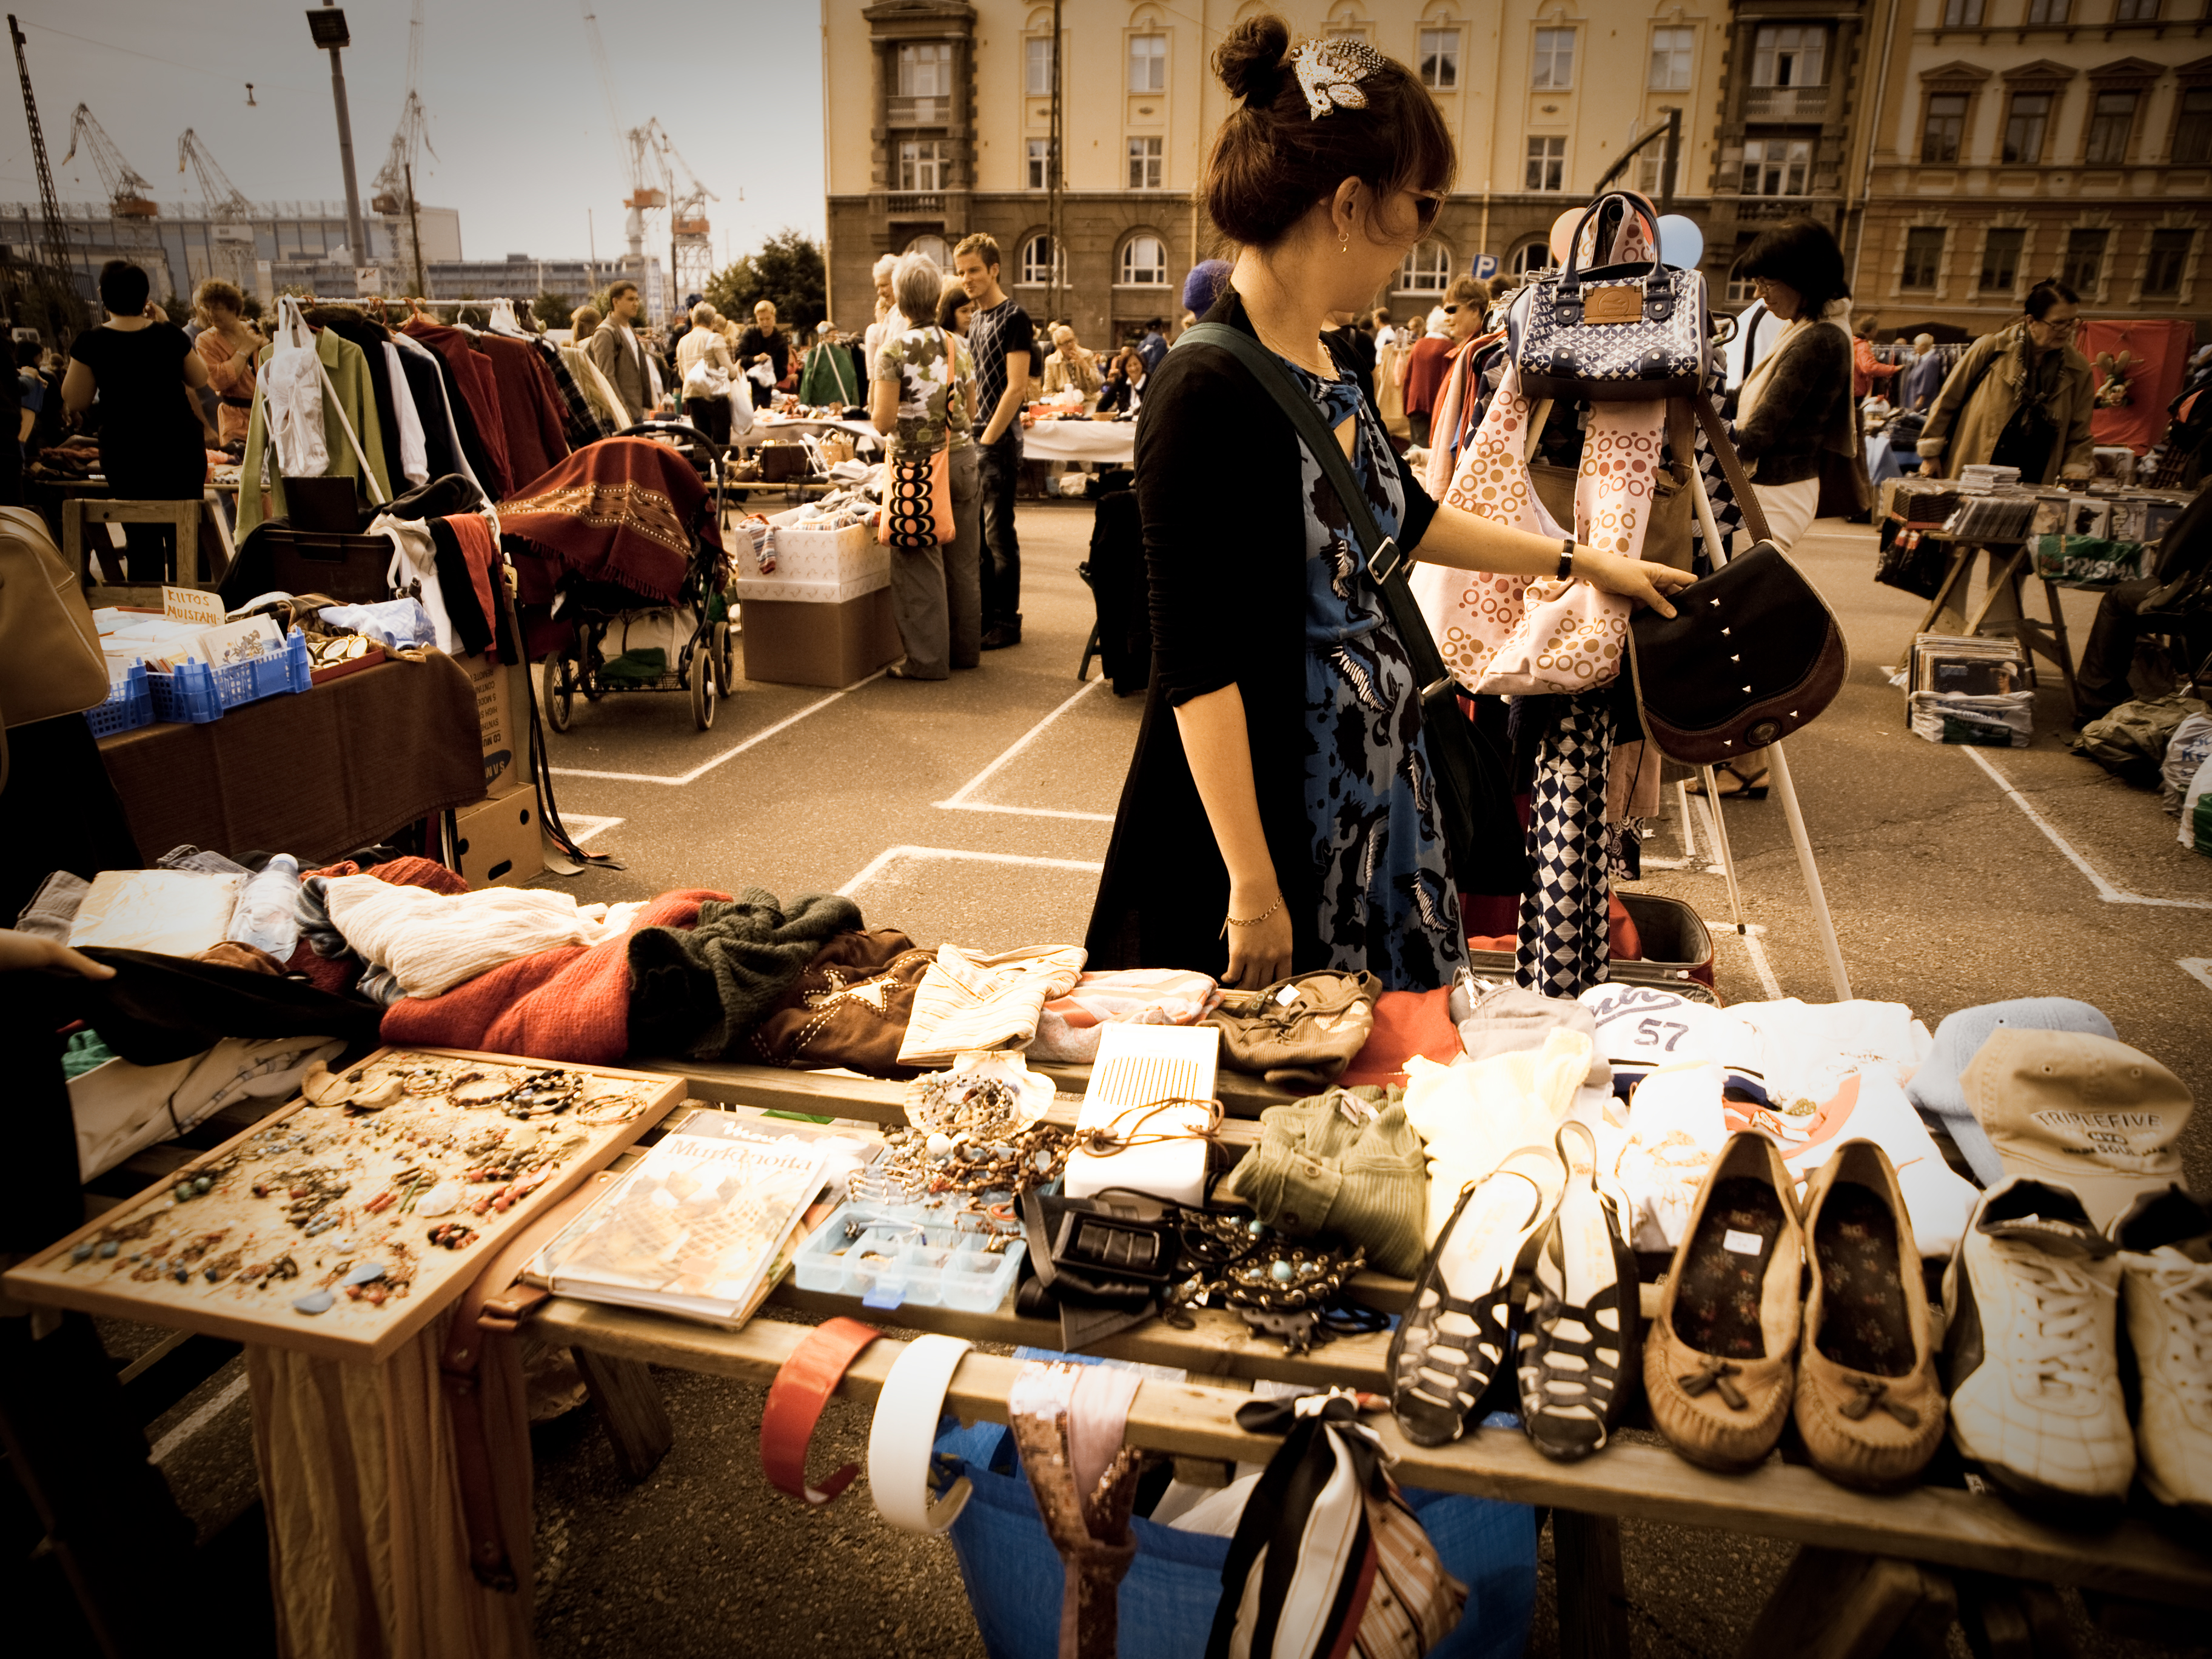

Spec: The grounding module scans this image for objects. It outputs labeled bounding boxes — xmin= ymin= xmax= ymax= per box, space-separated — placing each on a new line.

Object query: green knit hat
xmin=1217 ymin=1085 xmax=1428 ymax=1277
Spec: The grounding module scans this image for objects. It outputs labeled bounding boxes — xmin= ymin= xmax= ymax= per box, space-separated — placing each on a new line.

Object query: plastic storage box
xmin=791 ymin=1200 xmax=1027 ymax=1313
xmin=147 ymin=630 xmax=315 ymax=725
xmin=83 ymin=662 xmax=154 ymax=739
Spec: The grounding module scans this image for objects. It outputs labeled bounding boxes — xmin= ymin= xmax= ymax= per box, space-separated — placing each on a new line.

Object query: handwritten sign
xmin=162 ymin=586 xmax=226 ymax=626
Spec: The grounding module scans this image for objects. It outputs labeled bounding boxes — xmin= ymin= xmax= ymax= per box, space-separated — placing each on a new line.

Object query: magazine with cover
xmin=529 ymin=1124 xmax=830 ymax=1326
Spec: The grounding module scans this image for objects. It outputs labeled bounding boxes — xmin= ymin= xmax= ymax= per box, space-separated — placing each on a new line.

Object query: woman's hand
xmin=1578 ymin=551 xmax=1694 ymax=617
xmin=1222 ymin=881 xmax=1293 ymax=991
xmin=0 ymin=931 xmax=115 ymax=979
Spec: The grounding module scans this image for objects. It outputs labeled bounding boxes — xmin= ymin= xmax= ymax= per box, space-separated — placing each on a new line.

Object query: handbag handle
xmin=1176 ymin=322 xmax=1460 ymax=714
xmin=1555 ymin=192 xmax=1663 ymax=297
xmin=1689 ymin=392 xmax=1772 ymax=547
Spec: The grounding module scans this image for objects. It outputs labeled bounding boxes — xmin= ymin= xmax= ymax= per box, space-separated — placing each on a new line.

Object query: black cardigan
xmin=1731 ymin=322 xmax=1853 ymax=487
xmin=1084 ymin=290 xmax=1439 ymax=978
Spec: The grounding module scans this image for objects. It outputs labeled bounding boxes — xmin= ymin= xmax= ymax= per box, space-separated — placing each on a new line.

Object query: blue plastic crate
xmin=147 ymin=630 xmax=313 ymax=725
xmin=83 ymin=662 xmax=153 ymax=738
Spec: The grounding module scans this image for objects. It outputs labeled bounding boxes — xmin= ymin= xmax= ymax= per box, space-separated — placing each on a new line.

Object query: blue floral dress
xmin=1281 ymin=354 xmax=1466 ymax=991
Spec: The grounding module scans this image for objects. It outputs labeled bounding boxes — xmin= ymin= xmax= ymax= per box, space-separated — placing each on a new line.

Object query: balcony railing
xmin=888 ymin=95 xmax=948 ymax=126
xmin=887 ymin=192 xmax=945 ymax=215
xmin=1743 ymin=85 xmax=1828 ymax=120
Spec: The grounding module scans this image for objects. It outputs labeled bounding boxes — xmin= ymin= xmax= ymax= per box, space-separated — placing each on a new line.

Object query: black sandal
xmin=1517 ymin=1121 xmax=1641 ymax=1462
xmin=1684 ymin=763 xmax=1770 ymax=801
xmin=1388 ymin=1148 xmax=1561 ymax=1447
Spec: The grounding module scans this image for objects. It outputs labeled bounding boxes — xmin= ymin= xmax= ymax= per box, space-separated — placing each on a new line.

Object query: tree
xmin=531 ymin=290 xmax=575 ymax=331
xmin=705 ymin=229 xmax=826 ymax=333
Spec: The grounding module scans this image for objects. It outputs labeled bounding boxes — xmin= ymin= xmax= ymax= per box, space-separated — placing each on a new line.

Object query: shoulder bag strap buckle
xmin=1364 ymin=535 xmax=1404 ymax=586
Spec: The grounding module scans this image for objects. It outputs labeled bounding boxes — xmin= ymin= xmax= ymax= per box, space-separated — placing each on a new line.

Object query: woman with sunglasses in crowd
xmin=1919 ymin=278 xmax=2095 ymax=484
xmin=1086 ymin=15 xmax=1689 ymax=995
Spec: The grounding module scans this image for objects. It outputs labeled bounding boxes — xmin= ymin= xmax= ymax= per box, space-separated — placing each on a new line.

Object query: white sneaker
xmin=1942 ymin=1177 xmax=2133 ymax=1524
xmin=2110 ymin=1185 xmax=2212 ymax=1518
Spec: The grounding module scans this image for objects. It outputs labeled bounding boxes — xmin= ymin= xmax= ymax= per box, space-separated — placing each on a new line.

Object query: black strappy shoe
xmin=1684 ymin=763 xmax=1769 ymax=801
xmin=1387 ymin=1147 xmax=1562 ymax=1447
xmin=1517 ymin=1121 xmax=1641 ymax=1462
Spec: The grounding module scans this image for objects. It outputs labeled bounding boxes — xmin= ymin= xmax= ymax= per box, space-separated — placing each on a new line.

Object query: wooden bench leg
xmin=1738 ymin=1546 xmax=1956 ymax=1659
xmin=1554 ymin=1509 xmax=1631 ymax=1659
xmin=571 ymin=1346 xmax=674 ymax=1483
xmin=2038 ymin=577 xmax=2082 ymax=720
xmin=1956 ymin=1573 xmax=2076 ymax=1659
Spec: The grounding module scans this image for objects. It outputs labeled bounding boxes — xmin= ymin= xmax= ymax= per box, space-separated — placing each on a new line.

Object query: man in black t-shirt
xmin=954 ymin=233 xmax=1033 ymax=649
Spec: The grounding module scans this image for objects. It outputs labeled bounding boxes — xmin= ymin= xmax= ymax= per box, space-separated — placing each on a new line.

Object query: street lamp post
xmin=305 ymin=5 xmax=369 ymax=271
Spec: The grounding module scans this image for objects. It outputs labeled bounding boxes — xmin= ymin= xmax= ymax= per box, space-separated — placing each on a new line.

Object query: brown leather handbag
xmin=0 ymin=506 xmax=111 ymax=791
xmin=1205 ymin=970 xmax=1382 ymax=1093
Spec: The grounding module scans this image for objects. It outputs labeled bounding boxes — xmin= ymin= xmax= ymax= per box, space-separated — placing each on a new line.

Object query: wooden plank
xmin=1738 ymin=1548 xmax=1956 ymax=1659
xmin=571 ymin=1347 xmax=674 ymax=1484
xmin=1555 ymin=1511 xmax=1629 ymax=1659
xmin=4 ymin=1048 xmax=684 ymax=1364
xmin=529 ymin=1299 xmax=2212 ymax=1609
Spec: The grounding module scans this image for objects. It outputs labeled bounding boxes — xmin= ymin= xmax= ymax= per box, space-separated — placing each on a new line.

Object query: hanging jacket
xmin=400 ymin=320 xmax=513 ymax=497
xmin=797 ymin=340 xmax=859 ymax=407
xmin=238 ymin=319 xmax=392 ymax=538
xmin=388 ymin=332 xmax=474 ymax=489
xmin=478 ymin=333 xmax=570 ymax=494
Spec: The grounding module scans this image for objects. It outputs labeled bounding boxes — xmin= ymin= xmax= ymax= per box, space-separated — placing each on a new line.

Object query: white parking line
xmin=562 ymin=814 xmax=625 ymax=845
xmin=935 ymin=678 xmax=1106 ymax=816
xmin=839 ymin=844 xmax=1106 ymax=898
xmin=550 ymin=671 xmax=887 ymax=786
xmin=1960 ymin=748 xmax=2212 ymax=910
xmin=2180 ymin=959 xmax=2212 ymax=996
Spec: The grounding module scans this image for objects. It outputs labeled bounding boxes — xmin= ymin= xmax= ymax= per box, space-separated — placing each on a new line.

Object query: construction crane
xmin=580 ymin=1 xmax=660 ymax=301
xmin=60 ymin=102 xmax=158 ymax=217
xmin=7 ymin=13 xmax=79 ymax=340
xmin=178 ymin=129 xmax=252 ymax=218
xmin=369 ymin=1 xmax=434 ymax=297
xmin=635 ymin=118 xmax=717 ymax=305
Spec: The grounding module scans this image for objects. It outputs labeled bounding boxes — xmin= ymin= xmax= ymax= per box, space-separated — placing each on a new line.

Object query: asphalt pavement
xmin=82 ymin=499 xmax=2212 ymax=1658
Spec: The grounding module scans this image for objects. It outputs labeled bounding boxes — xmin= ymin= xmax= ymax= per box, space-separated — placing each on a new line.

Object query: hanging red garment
xmin=477 ymin=334 xmax=571 ymax=492
xmin=400 ymin=318 xmax=514 ymax=497
xmin=497 ymin=436 xmax=720 ymax=603
xmin=440 ymin=513 xmax=502 ymax=644
xmin=2081 ymin=318 xmax=2194 ymax=454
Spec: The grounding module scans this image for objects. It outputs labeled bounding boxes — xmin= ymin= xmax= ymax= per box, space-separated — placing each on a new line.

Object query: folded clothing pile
xmin=320 ymin=874 xmax=646 ymax=999
xmin=1027 ymin=968 xmax=1220 ymax=1064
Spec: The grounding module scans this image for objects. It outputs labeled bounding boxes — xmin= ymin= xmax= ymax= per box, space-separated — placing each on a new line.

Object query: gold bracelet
xmin=1219 ymin=894 xmax=1284 ymax=937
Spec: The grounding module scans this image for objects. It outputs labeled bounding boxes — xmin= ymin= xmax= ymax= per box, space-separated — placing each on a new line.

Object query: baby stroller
xmin=501 ymin=432 xmax=736 ymax=731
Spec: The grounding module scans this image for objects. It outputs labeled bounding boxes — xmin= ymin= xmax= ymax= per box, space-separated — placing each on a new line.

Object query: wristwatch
xmin=759 ymin=1316 xmax=882 ymax=1504
xmin=1558 ymin=538 xmax=1576 ymax=581
xmin=866 ymin=1333 xmax=975 ymax=1532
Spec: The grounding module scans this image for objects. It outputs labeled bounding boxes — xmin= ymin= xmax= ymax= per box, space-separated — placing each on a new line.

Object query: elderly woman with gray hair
xmin=675 ymin=301 xmax=738 ymax=443
xmin=870 ymin=252 xmax=982 ymax=679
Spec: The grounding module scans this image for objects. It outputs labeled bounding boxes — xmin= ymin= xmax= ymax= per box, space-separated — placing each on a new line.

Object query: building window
xmin=1419 ymin=27 xmax=1458 ymax=90
xmin=896 ymin=41 xmax=952 ymax=97
xmin=1510 ymin=239 xmax=1554 ymax=276
xmin=1922 ymin=95 xmax=1968 ymax=163
xmin=1127 ymin=136 xmax=1163 ymax=190
xmin=1532 ymin=29 xmax=1575 ymax=90
xmin=1741 ymin=138 xmax=1811 ymax=196
xmin=1025 ymin=36 xmax=1053 ymax=97
xmin=897 ymin=140 xmax=946 ymax=192
xmin=1026 ymin=139 xmax=1050 ymax=191
xmin=1724 ymin=235 xmax=1760 ymax=301
xmin=1398 ymin=242 xmax=1451 ymax=293
xmin=2025 ymin=0 xmax=2068 ymax=21
xmin=2063 ymin=227 xmax=2107 ymax=291
xmin=1636 ymin=147 xmax=1680 ymax=198
xmin=2002 ymin=93 xmax=2051 ymax=164
xmin=1751 ymin=26 xmax=1825 ymax=88
xmin=1649 ymin=27 xmax=1694 ymax=91
xmin=1018 ymin=233 xmax=1058 ymax=287
xmin=2173 ymin=87 xmax=2212 ymax=163
xmin=1979 ymin=227 xmax=2025 ymax=291
xmin=2144 ymin=227 xmax=2192 ymax=295
xmin=1940 ymin=0 xmax=1983 ymax=24
xmin=2084 ymin=91 xmax=2136 ymax=164
xmin=1128 ymin=33 xmax=1165 ymax=94
xmin=1119 ymin=236 xmax=1167 ymax=286
xmin=1325 ymin=24 xmax=1369 ymax=42
xmin=2113 ymin=0 xmax=2160 ymax=19
xmin=1525 ymin=135 xmax=1566 ymax=192
xmin=907 ymin=233 xmax=951 ymax=266
xmin=1901 ymin=226 xmax=1946 ymax=290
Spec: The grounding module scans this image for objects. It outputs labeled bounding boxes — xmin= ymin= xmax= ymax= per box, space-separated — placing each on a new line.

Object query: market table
xmin=1908 ymin=531 xmax=2080 ymax=709
xmin=95 ymin=652 xmax=485 ymax=864
xmin=1020 ymin=417 xmax=1136 ymax=466
xmin=543 ymin=1061 xmax=2212 ymax=1658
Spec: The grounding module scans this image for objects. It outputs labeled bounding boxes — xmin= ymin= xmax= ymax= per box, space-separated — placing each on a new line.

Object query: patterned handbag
xmin=1514 ymin=192 xmax=1709 ymax=404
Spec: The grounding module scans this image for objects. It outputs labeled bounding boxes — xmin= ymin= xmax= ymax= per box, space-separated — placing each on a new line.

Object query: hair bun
xmin=1214 ymin=13 xmax=1291 ymax=105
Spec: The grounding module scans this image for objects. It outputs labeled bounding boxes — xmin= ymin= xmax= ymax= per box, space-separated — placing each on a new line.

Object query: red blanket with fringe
xmin=497 ymin=437 xmax=720 ymax=605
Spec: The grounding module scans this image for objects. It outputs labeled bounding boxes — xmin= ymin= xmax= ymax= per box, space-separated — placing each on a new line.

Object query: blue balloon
xmin=1657 ymin=215 xmax=1704 ymax=271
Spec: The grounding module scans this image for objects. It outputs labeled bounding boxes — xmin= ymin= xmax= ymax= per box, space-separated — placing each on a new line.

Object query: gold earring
xmin=1339 ymin=229 xmax=1350 ymax=255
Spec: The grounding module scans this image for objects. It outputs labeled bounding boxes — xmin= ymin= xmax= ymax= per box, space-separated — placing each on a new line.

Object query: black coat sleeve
xmin=1735 ymin=326 xmax=1850 ymax=464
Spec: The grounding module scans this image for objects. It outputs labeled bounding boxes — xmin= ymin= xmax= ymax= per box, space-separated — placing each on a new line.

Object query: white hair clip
xmin=1290 ymin=36 xmax=1386 ymax=120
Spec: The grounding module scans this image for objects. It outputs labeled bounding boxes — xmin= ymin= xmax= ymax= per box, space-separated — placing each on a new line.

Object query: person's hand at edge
xmin=1222 ymin=882 xmax=1293 ymax=991
xmin=0 ymin=930 xmax=115 ymax=979
xmin=1578 ymin=552 xmax=1694 ymax=618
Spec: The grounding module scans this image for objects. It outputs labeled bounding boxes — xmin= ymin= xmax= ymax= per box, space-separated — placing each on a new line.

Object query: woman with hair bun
xmin=1086 ymin=14 xmax=1689 ymax=992
xmin=1920 ymin=276 xmax=2094 ymax=484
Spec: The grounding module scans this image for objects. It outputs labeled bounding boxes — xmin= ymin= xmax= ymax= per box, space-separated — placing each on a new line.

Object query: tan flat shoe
xmin=1794 ymin=1141 xmax=1946 ymax=1491
xmin=1644 ymin=1131 xmax=1803 ymax=1472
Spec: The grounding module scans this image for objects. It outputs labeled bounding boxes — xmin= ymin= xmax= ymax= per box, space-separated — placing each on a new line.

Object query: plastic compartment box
xmin=147 ymin=631 xmax=315 ymax=725
xmin=83 ymin=662 xmax=153 ymax=739
xmin=791 ymin=1200 xmax=1026 ymax=1313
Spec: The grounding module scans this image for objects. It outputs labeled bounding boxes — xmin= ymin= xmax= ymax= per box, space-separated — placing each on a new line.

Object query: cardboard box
xmin=736 ymin=589 xmax=901 ymax=688
xmin=453 ymin=793 xmax=541 ymax=888
xmin=461 ymin=653 xmax=525 ymax=799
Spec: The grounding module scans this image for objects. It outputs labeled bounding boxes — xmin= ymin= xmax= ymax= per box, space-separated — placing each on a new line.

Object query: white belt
xmin=866 ymin=1333 xmax=974 ymax=1532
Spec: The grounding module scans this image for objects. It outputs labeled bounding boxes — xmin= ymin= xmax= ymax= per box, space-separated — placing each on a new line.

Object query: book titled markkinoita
xmin=528 ymin=1114 xmax=866 ymax=1327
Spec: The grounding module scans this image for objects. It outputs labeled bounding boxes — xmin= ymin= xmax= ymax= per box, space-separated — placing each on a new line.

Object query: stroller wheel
xmin=714 ymin=620 xmax=737 ymax=688
xmin=543 ymin=657 xmax=577 ymax=733
xmin=689 ymin=644 xmax=717 ymax=731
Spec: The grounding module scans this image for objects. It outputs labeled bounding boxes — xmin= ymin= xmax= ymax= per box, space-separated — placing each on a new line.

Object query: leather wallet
xmin=759 ymin=1316 xmax=882 ymax=1504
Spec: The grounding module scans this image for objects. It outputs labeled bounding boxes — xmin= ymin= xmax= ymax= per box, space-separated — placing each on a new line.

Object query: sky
xmin=0 ymin=1 xmax=826 ymax=264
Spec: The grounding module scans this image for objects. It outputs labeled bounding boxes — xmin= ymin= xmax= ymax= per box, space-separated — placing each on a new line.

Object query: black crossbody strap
xmin=1692 ymin=392 xmax=1774 ymax=548
xmin=1178 ymin=322 xmax=1459 ymax=707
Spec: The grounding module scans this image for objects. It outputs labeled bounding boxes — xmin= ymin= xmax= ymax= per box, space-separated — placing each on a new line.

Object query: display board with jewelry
xmin=5 ymin=1047 xmax=682 ymax=1361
